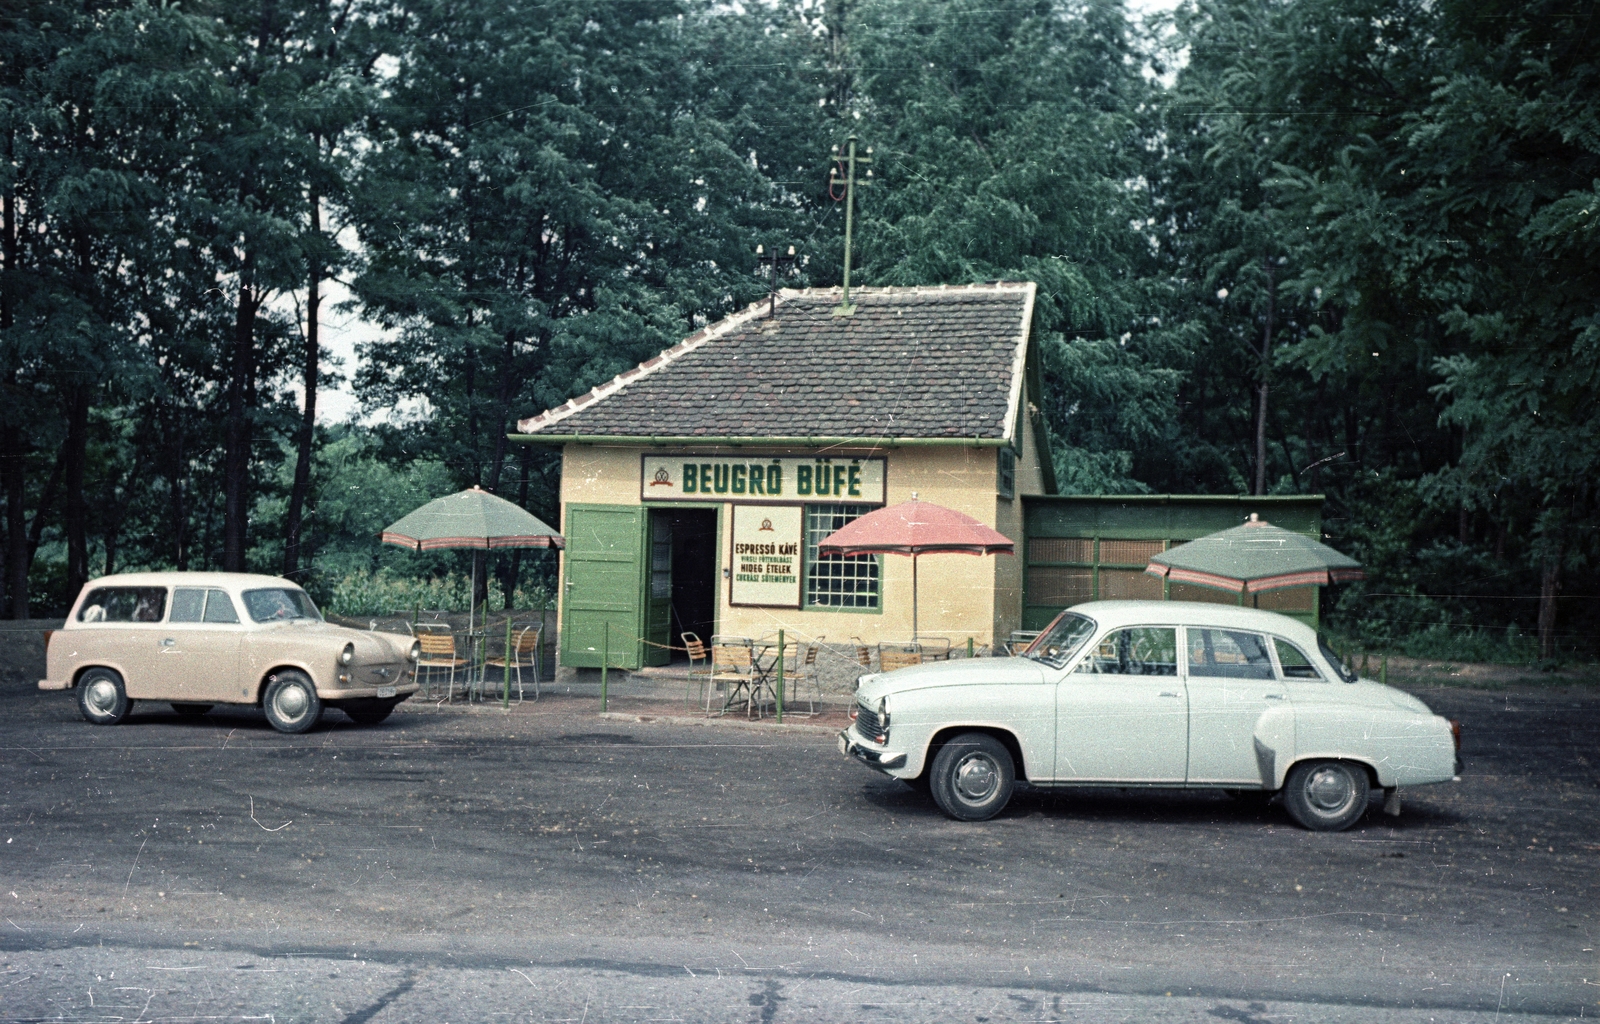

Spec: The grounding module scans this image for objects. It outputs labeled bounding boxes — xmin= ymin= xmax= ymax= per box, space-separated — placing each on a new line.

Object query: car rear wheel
xmin=262 ymin=671 xmax=322 ymax=734
xmin=171 ymin=703 xmax=213 ymax=718
xmin=1283 ymin=760 xmax=1370 ymax=831
xmin=77 ymin=668 xmax=131 ymax=726
xmin=342 ymin=698 xmax=399 ymax=726
xmin=929 ymin=732 xmax=1015 ymax=821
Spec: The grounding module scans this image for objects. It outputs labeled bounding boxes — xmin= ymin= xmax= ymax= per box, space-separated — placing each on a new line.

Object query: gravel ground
xmin=1 ymin=623 xmax=1596 ymax=1022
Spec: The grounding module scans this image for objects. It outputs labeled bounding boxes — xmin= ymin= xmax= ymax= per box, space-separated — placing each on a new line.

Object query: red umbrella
xmin=817 ymin=496 xmax=1014 ymax=639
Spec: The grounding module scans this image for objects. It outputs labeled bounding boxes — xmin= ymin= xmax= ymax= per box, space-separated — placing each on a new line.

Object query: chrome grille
xmin=855 ymin=702 xmax=885 ymax=739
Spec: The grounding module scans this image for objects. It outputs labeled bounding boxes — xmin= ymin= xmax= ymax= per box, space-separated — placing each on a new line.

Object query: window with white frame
xmin=803 ymin=504 xmax=880 ymax=609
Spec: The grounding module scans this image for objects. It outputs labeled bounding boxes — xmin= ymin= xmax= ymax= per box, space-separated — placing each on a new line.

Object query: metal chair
xmin=752 ymin=637 xmax=801 ymax=718
xmin=484 ymin=625 xmax=542 ymax=702
xmin=416 ymin=628 xmax=470 ymax=700
xmin=708 ymin=636 xmax=756 ymax=716
xmin=682 ymin=632 xmax=711 ymax=710
xmin=1006 ymin=630 xmax=1042 ymax=656
xmin=878 ymin=641 xmax=924 ymax=674
xmin=850 ymin=636 xmax=873 ymax=670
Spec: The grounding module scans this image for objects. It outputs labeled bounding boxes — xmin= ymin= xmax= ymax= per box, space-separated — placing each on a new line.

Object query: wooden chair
xmin=850 ymin=636 xmax=873 ymax=670
xmin=920 ymin=637 xmax=953 ymax=661
xmin=484 ymin=625 xmax=542 ymax=703
xmin=682 ymin=632 xmax=711 ymax=710
xmin=787 ymin=637 xmax=825 ymax=715
xmin=878 ymin=641 xmax=924 ymax=674
xmin=416 ymin=628 xmax=470 ymax=700
xmin=708 ymin=636 xmax=755 ymax=715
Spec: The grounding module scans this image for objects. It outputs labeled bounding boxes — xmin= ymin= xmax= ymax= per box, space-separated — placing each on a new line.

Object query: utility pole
xmin=828 ymin=135 xmax=871 ymax=316
xmin=755 ymin=244 xmax=796 ymax=317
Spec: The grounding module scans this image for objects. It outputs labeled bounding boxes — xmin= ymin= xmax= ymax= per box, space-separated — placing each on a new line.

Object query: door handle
xmin=160 ymin=638 xmax=176 ymax=647
xmin=1158 ymin=691 xmax=1181 ymax=698
xmin=1264 ymin=693 xmax=1286 ymax=700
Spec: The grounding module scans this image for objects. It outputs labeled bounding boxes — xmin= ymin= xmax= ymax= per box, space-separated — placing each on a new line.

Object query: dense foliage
xmin=1 ymin=0 xmax=1594 ymax=657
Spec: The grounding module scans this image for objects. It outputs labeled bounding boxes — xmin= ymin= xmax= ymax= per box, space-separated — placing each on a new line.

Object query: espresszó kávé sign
xmin=641 ymin=455 xmax=885 ymax=505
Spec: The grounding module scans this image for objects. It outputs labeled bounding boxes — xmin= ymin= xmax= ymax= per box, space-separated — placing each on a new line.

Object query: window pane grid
xmin=804 ymin=504 xmax=880 ymax=609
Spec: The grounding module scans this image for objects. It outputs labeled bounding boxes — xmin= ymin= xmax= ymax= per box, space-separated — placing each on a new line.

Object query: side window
xmin=77 ymin=587 xmax=167 ymax=624
xmin=1187 ymin=628 xmax=1275 ymax=680
xmin=1273 ymin=637 xmax=1322 ymax=680
xmin=203 ymin=589 xmax=240 ymax=623
xmin=170 ymin=588 xmax=206 ymax=623
xmin=1075 ymin=627 xmax=1178 ymax=676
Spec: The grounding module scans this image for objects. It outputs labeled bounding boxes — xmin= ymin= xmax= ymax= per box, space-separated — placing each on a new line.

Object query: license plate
xmin=376 ymin=686 xmax=397 ymax=698
xmin=836 ymin=733 xmax=848 ymax=756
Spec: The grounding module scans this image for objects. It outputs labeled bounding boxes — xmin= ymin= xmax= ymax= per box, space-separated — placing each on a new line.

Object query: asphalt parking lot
xmin=1 ymin=667 xmax=1596 ymax=1022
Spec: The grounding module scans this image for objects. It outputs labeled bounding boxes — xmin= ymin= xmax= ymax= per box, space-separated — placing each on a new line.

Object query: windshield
xmin=1023 ymin=611 xmax=1097 ymax=668
xmin=1317 ymin=634 xmax=1358 ymax=683
xmin=242 ymin=588 xmax=322 ymax=623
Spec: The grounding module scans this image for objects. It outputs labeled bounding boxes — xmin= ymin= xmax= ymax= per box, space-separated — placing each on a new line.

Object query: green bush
xmin=320 ymin=567 xmax=553 ymax=617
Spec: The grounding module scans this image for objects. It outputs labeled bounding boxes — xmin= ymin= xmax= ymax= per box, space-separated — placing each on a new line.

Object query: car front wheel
xmin=77 ymin=668 xmax=131 ymax=725
xmin=1283 ymin=760 xmax=1370 ymax=831
xmin=929 ymin=732 xmax=1015 ymax=821
xmin=262 ymin=671 xmax=322 ymax=734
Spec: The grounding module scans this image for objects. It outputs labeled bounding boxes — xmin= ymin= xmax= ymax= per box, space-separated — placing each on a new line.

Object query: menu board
xmin=729 ymin=505 xmax=803 ymax=607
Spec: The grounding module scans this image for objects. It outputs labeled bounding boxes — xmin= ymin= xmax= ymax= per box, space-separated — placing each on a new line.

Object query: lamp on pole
xmin=755 ymin=244 xmax=796 ymax=317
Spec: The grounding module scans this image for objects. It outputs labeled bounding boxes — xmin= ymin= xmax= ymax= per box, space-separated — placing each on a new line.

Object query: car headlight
xmin=340 ymin=642 xmax=355 ymax=666
xmin=408 ymin=641 xmax=421 ymax=662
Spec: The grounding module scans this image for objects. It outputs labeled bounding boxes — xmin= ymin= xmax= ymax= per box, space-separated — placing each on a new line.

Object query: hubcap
xmin=953 ymin=753 xmax=999 ymax=802
xmin=1305 ymin=766 xmax=1355 ymax=813
xmin=85 ymin=679 xmax=118 ymax=714
xmin=274 ymin=683 xmax=309 ymax=720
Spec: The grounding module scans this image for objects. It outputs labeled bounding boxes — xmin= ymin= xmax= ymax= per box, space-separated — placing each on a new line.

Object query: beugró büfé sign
xmin=641 ymin=455 xmax=885 ymax=505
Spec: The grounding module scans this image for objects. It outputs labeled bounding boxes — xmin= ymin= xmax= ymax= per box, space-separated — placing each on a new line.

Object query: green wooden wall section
xmin=1021 ymin=495 xmax=1327 ymax=630
xmin=561 ymin=504 xmax=648 ymax=670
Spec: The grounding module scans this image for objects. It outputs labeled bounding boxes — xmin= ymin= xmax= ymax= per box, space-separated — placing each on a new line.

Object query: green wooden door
xmin=561 ymin=504 xmax=647 ymax=670
xmin=645 ymin=511 xmax=672 ymax=667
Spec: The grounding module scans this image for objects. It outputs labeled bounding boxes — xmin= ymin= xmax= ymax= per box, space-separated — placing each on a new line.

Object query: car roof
xmin=1063 ymin=599 xmax=1321 ymax=645
xmin=81 ymin=571 xmax=301 ymax=592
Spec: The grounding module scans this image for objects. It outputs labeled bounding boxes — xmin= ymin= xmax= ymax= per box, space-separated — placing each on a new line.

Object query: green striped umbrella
xmin=1145 ymin=514 xmax=1362 ymax=594
xmin=381 ymin=486 xmax=564 ymax=552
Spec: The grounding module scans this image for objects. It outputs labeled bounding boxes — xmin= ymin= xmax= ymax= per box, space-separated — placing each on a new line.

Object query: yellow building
xmin=511 ymin=283 xmax=1054 ymax=670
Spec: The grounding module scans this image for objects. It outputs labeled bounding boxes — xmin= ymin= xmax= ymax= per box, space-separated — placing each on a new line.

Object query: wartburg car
xmin=39 ymin=572 xmax=421 ymax=733
xmin=839 ymin=601 xmax=1462 ymax=830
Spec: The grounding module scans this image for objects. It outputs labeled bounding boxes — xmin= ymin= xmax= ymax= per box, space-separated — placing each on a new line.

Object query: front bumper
xmin=38 ymin=678 xmax=69 ymax=691
xmin=838 ymin=728 xmax=907 ymax=773
xmin=320 ymin=681 xmax=420 ymax=701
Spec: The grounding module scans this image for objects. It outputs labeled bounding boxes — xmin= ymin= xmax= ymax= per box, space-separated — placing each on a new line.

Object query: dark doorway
xmin=663 ymin=508 xmax=717 ymax=660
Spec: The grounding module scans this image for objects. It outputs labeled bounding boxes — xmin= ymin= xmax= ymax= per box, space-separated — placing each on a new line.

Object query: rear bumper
xmin=38 ymin=678 xmax=69 ymax=692
xmin=838 ymin=729 xmax=907 ymax=773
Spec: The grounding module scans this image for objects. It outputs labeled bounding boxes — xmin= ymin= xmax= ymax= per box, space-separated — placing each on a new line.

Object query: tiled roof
xmin=516 ymin=282 xmax=1036 ymax=441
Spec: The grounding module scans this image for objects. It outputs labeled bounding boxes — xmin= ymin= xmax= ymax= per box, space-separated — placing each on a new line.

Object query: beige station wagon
xmin=39 ymin=572 xmax=421 ymax=733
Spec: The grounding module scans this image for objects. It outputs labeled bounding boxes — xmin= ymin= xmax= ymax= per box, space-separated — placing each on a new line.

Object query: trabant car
xmin=39 ymin=572 xmax=421 ymax=733
xmin=839 ymin=601 xmax=1462 ymax=830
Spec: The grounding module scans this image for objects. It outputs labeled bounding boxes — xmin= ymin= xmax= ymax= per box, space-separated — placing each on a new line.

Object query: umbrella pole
xmin=912 ymin=553 xmax=919 ymax=641
xmin=469 ymin=553 xmax=479 ymax=700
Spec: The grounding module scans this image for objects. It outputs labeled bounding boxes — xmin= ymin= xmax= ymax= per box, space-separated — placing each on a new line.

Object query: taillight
xmin=1449 ymin=720 xmax=1462 ymax=752
xmin=43 ymin=630 xmax=55 ymax=652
